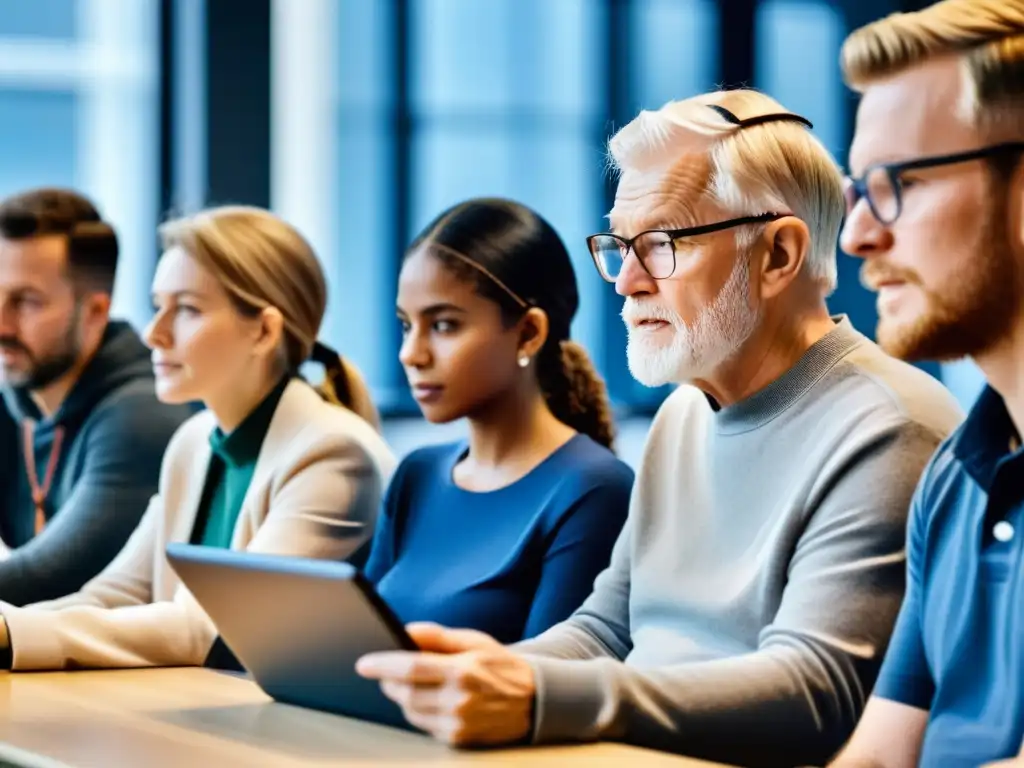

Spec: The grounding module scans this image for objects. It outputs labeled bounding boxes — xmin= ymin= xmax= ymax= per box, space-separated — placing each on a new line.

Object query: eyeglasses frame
xmin=845 ymin=141 xmax=1024 ymax=225
xmin=586 ymin=212 xmax=789 ymax=283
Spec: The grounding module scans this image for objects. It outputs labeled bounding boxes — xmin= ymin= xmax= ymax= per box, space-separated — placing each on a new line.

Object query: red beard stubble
xmin=863 ymin=200 xmax=1020 ymax=363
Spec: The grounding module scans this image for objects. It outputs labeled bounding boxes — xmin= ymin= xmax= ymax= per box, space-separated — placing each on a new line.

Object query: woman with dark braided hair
xmin=361 ymin=198 xmax=633 ymax=643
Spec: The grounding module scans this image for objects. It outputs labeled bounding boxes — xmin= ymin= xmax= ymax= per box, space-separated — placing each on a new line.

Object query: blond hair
xmin=608 ymin=89 xmax=845 ymax=294
xmin=842 ymin=0 xmax=1024 ymax=136
xmin=158 ymin=205 xmax=381 ymax=430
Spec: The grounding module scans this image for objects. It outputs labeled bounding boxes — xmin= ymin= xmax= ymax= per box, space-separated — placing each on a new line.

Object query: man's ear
xmin=517 ymin=307 xmax=550 ymax=361
xmin=755 ymin=216 xmax=811 ymax=300
xmin=254 ymin=306 xmax=285 ymax=359
xmin=85 ymin=292 xmax=111 ymax=321
xmin=76 ymin=291 xmax=112 ymax=351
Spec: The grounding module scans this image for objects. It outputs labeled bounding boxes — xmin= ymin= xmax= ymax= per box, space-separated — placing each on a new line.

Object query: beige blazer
xmin=1 ymin=379 xmax=396 ymax=671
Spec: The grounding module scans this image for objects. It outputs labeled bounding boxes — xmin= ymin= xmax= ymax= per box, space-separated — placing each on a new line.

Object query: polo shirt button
xmin=993 ymin=521 xmax=1015 ymax=542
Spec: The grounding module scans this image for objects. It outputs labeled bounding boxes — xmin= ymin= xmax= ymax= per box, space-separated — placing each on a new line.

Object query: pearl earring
xmin=517 ymin=355 xmax=530 ymax=368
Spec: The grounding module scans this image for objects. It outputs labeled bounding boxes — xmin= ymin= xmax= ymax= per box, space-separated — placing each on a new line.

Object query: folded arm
xmin=28 ymin=494 xmax=163 ymax=612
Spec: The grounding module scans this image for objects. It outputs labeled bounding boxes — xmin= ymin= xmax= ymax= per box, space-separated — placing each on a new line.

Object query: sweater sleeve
xmin=514 ymin=512 xmax=635 ymax=662
xmin=25 ymin=493 xmax=163 ymax=612
xmin=0 ymin=392 xmax=182 ymax=606
xmin=518 ymin=420 xmax=942 ymax=768
xmin=362 ymin=456 xmax=411 ymax=584
xmin=520 ymin=473 xmax=632 ymax=640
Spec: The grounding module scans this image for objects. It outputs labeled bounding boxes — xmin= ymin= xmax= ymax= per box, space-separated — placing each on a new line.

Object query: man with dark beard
xmin=0 ymin=188 xmax=190 ymax=606
xmin=829 ymin=1 xmax=1024 ymax=767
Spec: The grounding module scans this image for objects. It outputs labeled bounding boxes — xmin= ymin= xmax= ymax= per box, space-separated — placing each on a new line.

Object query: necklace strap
xmin=22 ymin=420 xmax=66 ymax=535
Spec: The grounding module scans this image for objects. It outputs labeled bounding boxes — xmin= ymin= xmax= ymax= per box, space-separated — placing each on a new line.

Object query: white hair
xmin=608 ymin=89 xmax=845 ymax=295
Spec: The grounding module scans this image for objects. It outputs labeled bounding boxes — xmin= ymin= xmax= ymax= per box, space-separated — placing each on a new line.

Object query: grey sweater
xmin=515 ymin=318 xmax=964 ymax=768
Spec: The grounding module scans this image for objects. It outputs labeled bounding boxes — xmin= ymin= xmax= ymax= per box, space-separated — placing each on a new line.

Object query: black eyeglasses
xmin=845 ymin=142 xmax=1024 ymax=225
xmin=586 ymin=213 xmax=787 ymax=282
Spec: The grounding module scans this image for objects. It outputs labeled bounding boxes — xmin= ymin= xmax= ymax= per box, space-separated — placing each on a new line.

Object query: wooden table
xmin=0 ymin=668 xmax=725 ymax=767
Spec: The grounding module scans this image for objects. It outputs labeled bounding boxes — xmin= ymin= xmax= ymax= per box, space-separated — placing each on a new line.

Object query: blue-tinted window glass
xmin=335 ymin=0 xmax=395 ymax=398
xmin=338 ymin=0 xmax=392 ymax=112
xmin=510 ymin=0 xmax=603 ymax=117
xmin=334 ymin=120 xmax=394 ymax=391
xmin=413 ymin=127 xmax=523 ymax=233
xmin=508 ymin=130 xmax=605 ymax=357
xmin=411 ymin=0 xmax=601 ymax=117
xmin=411 ymin=0 xmax=607 ymax=384
xmin=941 ymin=359 xmax=987 ymax=411
xmin=411 ymin=0 xmax=516 ymax=114
xmin=0 ymin=0 xmax=76 ymax=39
xmin=631 ymin=0 xmax=719 ymax=111
xmin=0 ymin=89 xmax=76 ymax=196
xmin=755 ymin=0 xmax=845 ymax=157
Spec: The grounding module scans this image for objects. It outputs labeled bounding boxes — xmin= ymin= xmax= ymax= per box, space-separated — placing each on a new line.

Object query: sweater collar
xmin=712 ymin=315 xmax=865 ymax=435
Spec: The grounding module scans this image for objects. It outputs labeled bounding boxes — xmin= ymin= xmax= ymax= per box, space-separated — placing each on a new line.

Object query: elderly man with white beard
xmin=354 ymin=88 xmax=964 ymax=767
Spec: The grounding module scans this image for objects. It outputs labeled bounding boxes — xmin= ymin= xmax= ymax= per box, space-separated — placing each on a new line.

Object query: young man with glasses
xmin=355 ymin=88 xmax=963 ymax=767
xmin=829 ymin=1 xmax=1024 ymax=766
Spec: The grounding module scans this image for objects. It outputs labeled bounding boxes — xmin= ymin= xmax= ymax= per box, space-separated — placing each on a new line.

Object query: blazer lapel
xmin=171 ymin=433 xmax=213 ymax=544
xmin=230 ymin=379 xmax=320 ymax=543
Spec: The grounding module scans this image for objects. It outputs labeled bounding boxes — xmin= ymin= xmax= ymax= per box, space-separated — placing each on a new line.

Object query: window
xmin=0 ymin=0 xmax=77 ymax=39
xmin=631 ymin=0 xmax=718 ymax=113
xmin=0 ymin=0 xmax=160 ymax=329
xmin=755 ymin=0 xmax=845 ymax=157
xmin=0 ymin=90 xmax=77 ymax=192
xmin=941 ymin=359 xmax=987 ymax=411
xmin=271 ymin=0 xmax=397 ymax=401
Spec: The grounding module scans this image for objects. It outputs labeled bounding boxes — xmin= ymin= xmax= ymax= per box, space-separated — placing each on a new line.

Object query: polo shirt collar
xmin=953 ymin=385 xmax=1022 ymax=491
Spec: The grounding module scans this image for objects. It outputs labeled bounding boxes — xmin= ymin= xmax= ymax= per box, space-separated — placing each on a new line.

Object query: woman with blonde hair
xmin=0 ymin=205 xmax=395 ymax=671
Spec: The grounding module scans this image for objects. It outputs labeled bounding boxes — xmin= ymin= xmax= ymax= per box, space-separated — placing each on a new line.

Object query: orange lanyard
xmin=21 ymin=420 xmax=65 ymax=535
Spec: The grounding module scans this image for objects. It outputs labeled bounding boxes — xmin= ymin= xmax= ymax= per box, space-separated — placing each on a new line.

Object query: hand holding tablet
xmin=356 ymin=622 xmax=537 ymax=746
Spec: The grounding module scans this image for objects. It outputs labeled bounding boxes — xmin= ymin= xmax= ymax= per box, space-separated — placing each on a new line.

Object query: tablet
xmin=165 ymin=543 xmax=417 ymax=730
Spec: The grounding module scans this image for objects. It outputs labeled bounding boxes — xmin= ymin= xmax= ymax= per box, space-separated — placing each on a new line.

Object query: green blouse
xmin=190 ymin=379 xmax=288 ymax=548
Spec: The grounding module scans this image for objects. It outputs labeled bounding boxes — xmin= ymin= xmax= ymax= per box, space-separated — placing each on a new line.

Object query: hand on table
xmin=355 ymin=622 xmax=536 ymax=747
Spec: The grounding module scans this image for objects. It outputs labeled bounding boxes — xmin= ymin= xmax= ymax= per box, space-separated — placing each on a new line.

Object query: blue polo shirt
xmin=873 ymin=385 xmax=1024 ymax=766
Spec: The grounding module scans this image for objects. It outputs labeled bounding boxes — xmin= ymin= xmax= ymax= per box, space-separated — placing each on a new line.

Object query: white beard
xmin=622 ymin=258 xmax=760 ymax=387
